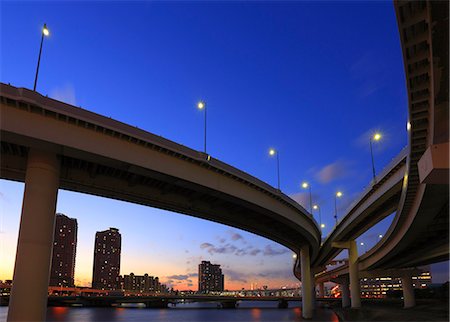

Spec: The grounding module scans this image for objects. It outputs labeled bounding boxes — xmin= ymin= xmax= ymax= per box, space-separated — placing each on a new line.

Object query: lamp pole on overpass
xmin=369 ymin=132 xmax=382 ymax=183
xmin=313 ymin=204 xmax=325 ymax=229
xmin=197 ymin=101 xmax=207 ymax=153
xmin=269 ymin=148 xmax=280 ymax=190
xmin=301 ymin=181 xmax=313 ymax=214
xmin=33 ymin=23 xmax=50 ymax=91
xmin=334 ymin=191 xmax=343 ymax=225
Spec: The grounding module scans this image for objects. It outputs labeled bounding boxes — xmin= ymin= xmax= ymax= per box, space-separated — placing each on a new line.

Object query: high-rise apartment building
xmin=92 ymin=228 xmax=121 ymax=290
xmin=49 ymin=213 xmax=77 ymax=287
xmin=198 ymin=261 xmax=224 ymax=293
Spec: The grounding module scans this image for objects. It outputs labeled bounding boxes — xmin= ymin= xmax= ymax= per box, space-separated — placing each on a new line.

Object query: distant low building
xmin=360 ymin=270 xmax=432 ymax=298
xmin=198 ymin=261 xmax=224 ymax=293
xmin=49 ymin=213 xmax=77 ymax=287
xmin=122 ymin=273 xmax=165 ymax=293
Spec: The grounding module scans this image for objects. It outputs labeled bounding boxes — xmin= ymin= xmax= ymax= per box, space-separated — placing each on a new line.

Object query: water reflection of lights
xmin=52 ymin=307 xmax=68 ymax=315
xmin=251 ymin=308 xmax=261 ymax=319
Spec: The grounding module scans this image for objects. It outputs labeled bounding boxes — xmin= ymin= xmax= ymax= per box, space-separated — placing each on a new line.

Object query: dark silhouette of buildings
xmin=49 ymin=213 xmax=77 ymax=287
xmin=122 ymin=273 xmax=166 ymax=293
xmin=92 ymin=228 xmax=121 ymax=290
xmin=198 ymin=261 xmax=224 ymax=293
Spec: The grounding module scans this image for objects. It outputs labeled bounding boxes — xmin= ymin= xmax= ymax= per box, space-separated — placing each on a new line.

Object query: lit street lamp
xmin=369 ymin=132 xmax=382 ymax=182
xmin=334 ymin=191 xmax=343 ymax=225
xmin=313 ymin=204 xmax=325 ymax=229
xmin=302 ymin=182 xmax=313 ymax=214
xmin=197 ymin=101 xmax=207 ymax=153
xmin=269 ymin=148 xmax=280 ymax=190
xmin=34 ymin=23 xmax=50 ymax=91
xmin=360 ymin=241 xmax=367 ymax=253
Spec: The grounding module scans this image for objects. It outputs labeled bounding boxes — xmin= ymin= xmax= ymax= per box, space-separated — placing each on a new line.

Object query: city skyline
xmin=0 ymin=0 xmax=448 ymax=295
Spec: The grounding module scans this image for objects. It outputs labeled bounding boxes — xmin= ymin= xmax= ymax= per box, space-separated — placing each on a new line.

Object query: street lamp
xmin=360 ymin=242 xmax=367 ymax=253
xmin=302 ymin=182 xmax=313 ymax=214
xmin=34 ymin=23 xmax=50 ymax=91
xmin=369 ymin=132 xmax=382 ymax=182
xmin=197 ymin=101 xmax=207 ymax=153
xmin=334 ymin=191 xmax=343 ymax=225
xmin=269 ymin=148 xmax=280 ymax=190
xmin=313 ymin=204 xmax=325 ymax=229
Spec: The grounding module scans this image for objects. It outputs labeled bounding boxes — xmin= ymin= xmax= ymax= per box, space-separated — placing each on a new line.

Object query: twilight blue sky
xmin=1 ymin=1 xmax=447 ymax=288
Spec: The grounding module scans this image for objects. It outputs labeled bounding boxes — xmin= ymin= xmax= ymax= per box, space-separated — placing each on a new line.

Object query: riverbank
xmin=331 ymin=299 xmax=449 ymax=322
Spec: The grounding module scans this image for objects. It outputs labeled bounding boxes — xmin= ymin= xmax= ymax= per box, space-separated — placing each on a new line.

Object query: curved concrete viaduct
xmin=357 ymin=0 xmax=449 ymax=272
xmin=294 ymin=148 xmax=408 ymax=309
xmin=0 ymin=84 xmax=320 ymax=320
xmin=306 ymin=0 xmax=449 ymax=310
xmin=312 ymin=148 xmax=407 ymax=270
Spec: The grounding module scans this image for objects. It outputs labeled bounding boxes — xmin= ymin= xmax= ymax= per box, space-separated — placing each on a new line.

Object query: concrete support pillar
xmin=348 ymin=240 xmax=361 ymax=308
xmin=341 ymin=280 xmax=350 ymax=308
xmin=7 ymin=149 xmax=60 ymax=322
xmin=401 ymin=275 xmax=416 ymax=308
xmin=310 ymin=271 xmax=316 ymax=309
xmin=300 ymin=245 xmax=313 ymax=319
xmin=318 ymin=282 xmax=325 ymax=298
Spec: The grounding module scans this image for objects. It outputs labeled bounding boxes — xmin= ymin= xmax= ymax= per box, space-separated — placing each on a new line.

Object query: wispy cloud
xmin=223 ymin=269 xmax=248 ymax=283
xmin=350 ymin=52 xmax=387 ymax=98
xmin=256 ymin=269 xmax=292 ymax=280
xmin=262 ymin=245 xmax=289 ymax=256
xmin=316 ymin=160 xmax=352 ymax=184
xmin=200 ymin=242 xmax=238 ymax=255
xmin=49 ymin=83 xmax=77 ymax=105
xmin=200 ymin=240 xmax=288 ymax=258
xmin=165 ymin=274 xmax=190 ymax=280
xmin=230 ymin=232 xmax=244 ymax=241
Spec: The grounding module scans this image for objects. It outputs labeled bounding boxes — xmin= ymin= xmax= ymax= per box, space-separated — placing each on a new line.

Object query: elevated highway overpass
xmin=299 ymin=0 xmax=449 ymax=311
xmin=1 ymin=0 xmax=448 ymax=320
xmin=312 ymin=148 xmax=407 ymax=270
xmin=0 ymin=84 xmax=320 ymax=320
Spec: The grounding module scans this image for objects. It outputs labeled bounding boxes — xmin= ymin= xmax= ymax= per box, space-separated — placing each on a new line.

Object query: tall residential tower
xmin=198 ymin=261 xmax=224 ymax=293
xmin=49 ymin=213 xmax=77 ymax=287
xmin=92 ymin=228 xmax=121 ymax=290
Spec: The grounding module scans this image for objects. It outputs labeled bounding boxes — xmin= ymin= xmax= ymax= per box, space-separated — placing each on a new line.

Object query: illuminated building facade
xmin=360 ymin=270 xmax=432 ymax=298
xmin=198 ymin=261 xmax=224 ymax=293
xmin=49 ymin=213 xmax=77 ymax=287
xmin=92 ymin=228 xmax=121 ymax=290
xmin=122 ymin=273 xmax=165 ymax=293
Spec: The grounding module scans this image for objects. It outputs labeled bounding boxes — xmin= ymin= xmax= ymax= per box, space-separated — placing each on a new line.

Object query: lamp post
xmin=334 ymin=191 xmax=343 ymax=225
xmin=269 ymin=148 xmax=280 ymax=190
xmin=33 ymin=23 xmax=50 ymax=91
xmin=313 ymin=204 xmax=325 ymax=229
xmin=369 ymin=132 xmax=382 ymax=182
xmin=197 ymin=101 xmax=207 ymax=153
xmin=302 ymin=182 xmax=313 ymax=214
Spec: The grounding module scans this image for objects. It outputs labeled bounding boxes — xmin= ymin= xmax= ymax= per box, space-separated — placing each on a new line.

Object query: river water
xmin=0 ymin=301 xmax=338 ymax=321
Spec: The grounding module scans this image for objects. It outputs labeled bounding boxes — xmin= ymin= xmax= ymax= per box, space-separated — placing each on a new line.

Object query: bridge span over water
xmin=0 ymin=83 xmax=320 ymax=320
